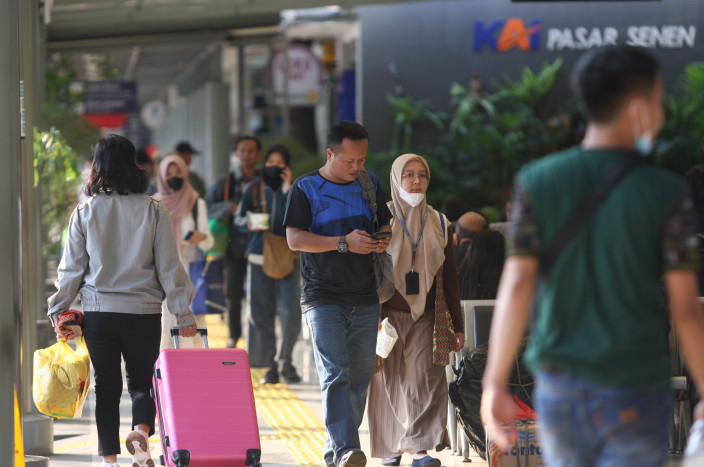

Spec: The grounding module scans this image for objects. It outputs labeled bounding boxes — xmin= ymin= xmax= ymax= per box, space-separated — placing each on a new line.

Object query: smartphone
xmin=372 ymin=231 xmax=392 ymax=239
xmin=184 ymin=231 xmax=194 ymax=241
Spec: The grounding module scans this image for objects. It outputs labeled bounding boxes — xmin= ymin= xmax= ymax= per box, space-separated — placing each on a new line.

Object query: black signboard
xmin=72 ymin=80 xmax=138 ymax=114
xmin=513 ymin=0 xmax=658 ymax=2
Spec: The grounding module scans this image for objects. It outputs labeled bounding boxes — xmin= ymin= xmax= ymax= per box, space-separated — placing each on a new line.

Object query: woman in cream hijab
xmin=368 ymin=153 xmax=464 ymax=467
xmin=155 ymin=152 xmax=214 ymax=349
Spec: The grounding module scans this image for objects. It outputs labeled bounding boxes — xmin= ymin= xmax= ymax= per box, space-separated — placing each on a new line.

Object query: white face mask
xmin=634 ymin=133 xmax=653 ymax=155
xmin=229 ymin=154 xmax=241 ymax=172
xmin=631 ymin=104 xmax=653 ymax=156
xmin=399 ymin=187 xmax=425 ymax=207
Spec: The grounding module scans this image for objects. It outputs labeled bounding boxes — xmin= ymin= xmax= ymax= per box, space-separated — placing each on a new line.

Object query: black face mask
xmin=166 ymin=176 xmax=184 ymax=191
xmin=262 ymin=166 xmax=284 ymax=191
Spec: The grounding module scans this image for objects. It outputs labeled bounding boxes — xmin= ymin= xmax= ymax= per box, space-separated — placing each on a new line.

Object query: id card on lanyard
xmin=394 ymin=205 xmax=428 ymax=295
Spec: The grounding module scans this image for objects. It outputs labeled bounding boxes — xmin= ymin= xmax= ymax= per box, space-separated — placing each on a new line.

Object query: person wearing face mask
xmin=367 ymin=154 xmax=464 ymax=467
xmin=206 ymin=136 xmax=262 ymax=348
xmin=233 ymin=144 xmax=303 ymax=384
xmin=481 ymin=46 xmax=704 ymax=467
xmin=155 ymin=152 xmax=214 ymax=350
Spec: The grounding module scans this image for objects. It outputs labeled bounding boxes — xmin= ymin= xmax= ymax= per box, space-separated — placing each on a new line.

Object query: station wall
xmin=357 ymin=0 xmax=703 ymax=151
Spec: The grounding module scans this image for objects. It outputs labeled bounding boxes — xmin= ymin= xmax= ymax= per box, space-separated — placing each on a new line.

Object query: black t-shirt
xmin=283 ymin=170 xmax=392 ymax=309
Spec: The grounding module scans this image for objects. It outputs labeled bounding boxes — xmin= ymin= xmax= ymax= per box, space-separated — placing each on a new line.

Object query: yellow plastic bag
xmin=33 ymin=336 xmax=90 ymax=419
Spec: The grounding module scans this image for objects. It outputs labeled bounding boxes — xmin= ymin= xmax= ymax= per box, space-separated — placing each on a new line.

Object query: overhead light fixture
xmin=43 ymin=0 xmax=53 ymax=25
xmin=280 ymin=6 xmax=345 ymax=26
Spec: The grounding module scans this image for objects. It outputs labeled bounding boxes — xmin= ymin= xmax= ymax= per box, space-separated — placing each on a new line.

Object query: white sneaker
xmin=101 ymin=463 xmax=119 ymax=467
xmin=338 ymin=449 xmax=367 ymax=467
xmin=125 ymin=429 xmax=155 ymax=467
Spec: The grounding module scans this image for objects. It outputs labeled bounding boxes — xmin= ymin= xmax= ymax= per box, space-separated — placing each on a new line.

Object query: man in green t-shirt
xmin=481 ymin=46 xmax=704 ymax=467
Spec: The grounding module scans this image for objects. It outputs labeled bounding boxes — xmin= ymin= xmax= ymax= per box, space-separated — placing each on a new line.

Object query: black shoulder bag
xmin=357 ymin=169 xmax=396 ymax=303
xmin=541 ymin=152 xmax=645 ymax=274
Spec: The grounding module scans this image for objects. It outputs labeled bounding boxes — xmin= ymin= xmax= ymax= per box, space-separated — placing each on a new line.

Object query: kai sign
xmin=474 ymin=18 xmax=542 ymax=52
xmin=548 ymin=25 xmax=696 ymax=50
xmin=474 ymin=18 xmax=697 ymax=52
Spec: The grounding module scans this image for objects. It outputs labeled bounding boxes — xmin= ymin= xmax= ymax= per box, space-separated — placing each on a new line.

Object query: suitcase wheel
xmin=172 ymin=449 xmax=190 ymax=467
xmin=246 ymin=448 xmax=262 ymax=467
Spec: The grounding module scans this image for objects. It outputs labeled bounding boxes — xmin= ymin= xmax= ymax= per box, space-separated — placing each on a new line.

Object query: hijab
xmin=154 ymin=153 xmax=199 ymax=255
xmin=387 ymin=153 xmax=448 ymax=320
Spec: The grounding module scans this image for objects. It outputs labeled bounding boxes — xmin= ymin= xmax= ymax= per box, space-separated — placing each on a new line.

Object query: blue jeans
xmin=534 ymin=369 xmax=672 ymax=467
xmin=247 ymin=262 xmax=301 ymax=368
xmin=305 ymin=303 xmax=380 ymax=464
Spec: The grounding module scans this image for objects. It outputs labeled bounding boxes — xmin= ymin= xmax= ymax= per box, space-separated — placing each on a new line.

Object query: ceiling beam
xmin=47 ymin=0 xmax=433 ymax=41
xmin=47 ymin=30 xmax=227 ymax=50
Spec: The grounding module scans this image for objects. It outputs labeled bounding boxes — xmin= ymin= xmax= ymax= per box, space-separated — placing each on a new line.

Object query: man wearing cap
xmin=175 ymin=140 xmax=206 ymax=196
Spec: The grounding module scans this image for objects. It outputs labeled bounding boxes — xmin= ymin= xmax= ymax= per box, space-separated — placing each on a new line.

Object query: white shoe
xmin=101 ymin=463 xmax=119 ymax=467
xmin=125 ymin=429 xmax=155 ymax=467
xmin=339 ymin=449 xmax=367 ymax=467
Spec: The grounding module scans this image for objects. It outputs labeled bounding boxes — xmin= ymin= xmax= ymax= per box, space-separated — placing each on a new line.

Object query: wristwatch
xmin=336 ymin=235 xmax=348 ymax=253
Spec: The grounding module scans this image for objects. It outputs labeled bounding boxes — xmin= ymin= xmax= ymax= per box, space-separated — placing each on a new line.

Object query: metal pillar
xmin=237 ymin=45 xmax=246 ymax=136
xmin=0 ymin=0 xmax=23 ymax=465
xmin=20 ymin=0 xmax=53 ymax=455
xmin=21 ymin=0 xmax=43 ymax=410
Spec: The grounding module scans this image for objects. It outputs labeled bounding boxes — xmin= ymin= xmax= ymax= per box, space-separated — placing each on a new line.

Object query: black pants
xmin=225 ymin=249 xmax=247 ymax=342
xmin=82 ymin=312 xmax=161 ymax=456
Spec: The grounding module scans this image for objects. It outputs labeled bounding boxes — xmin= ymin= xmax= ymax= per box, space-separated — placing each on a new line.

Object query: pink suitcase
xmin=152 ymin=327 xmax=261 ymax=467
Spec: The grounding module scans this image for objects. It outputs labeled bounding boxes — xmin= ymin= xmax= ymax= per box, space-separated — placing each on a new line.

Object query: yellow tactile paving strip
xmin=251 ymin=367 xmax=327 ymax=467
xmin=203 ymin=313 xmax=236 ymax=349
xmin=207 ymin=314 xmax=327 ymax=465
xmin=55 ymin=314 xmax=327 ymax=466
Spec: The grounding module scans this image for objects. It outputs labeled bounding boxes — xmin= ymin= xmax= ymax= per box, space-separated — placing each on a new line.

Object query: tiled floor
xmin=37 ymin=312 xmax=684 ymax=466
xmin=44 ymin=313 xmax=486 ymax=466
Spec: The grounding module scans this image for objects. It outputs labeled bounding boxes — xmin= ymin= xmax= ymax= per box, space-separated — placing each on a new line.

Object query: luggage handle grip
xmin=170 ymin=326 xmax=209 ymax=349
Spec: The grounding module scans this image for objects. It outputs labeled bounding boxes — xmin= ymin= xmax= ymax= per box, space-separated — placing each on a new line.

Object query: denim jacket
xmin=47 ymin=193 xmax=196 ymax=327
xmin=234 ymin=179 xmax=289 ymax=256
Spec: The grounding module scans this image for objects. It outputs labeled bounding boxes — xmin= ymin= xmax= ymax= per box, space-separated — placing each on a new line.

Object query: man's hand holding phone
xmin=373 ymin=228 xmax=392 ymax=253
xmin=371 ymin=231 xmax=392 ymax=239
xmin=345 ymin=229 xmax=391 ymax=254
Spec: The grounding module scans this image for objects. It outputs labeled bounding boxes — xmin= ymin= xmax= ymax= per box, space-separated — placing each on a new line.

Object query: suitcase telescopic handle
xmin=170 ymin=326 xmax=209 ymax=349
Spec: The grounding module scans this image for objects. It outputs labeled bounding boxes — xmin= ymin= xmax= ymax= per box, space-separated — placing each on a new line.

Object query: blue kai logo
xmin=474 ymin=18 xmax=543 ymax=52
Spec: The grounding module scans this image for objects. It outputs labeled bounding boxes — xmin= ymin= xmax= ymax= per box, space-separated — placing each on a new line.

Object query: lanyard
xmin=393 ymin=205 xmax=428 ymax=272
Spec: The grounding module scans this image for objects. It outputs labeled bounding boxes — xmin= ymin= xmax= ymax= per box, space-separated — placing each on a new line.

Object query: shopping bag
xmin=33 ymin=336 xmax=91 ymax=419
xmin=190 ymin=256 xmax=228 ymax=314
xmin=206 ymin=218 xmax=230 ymax=258
xmin=376 ymin=317 xmax=399 ymax=358
xmin=190 ymin=256 xmax=208 ymax=315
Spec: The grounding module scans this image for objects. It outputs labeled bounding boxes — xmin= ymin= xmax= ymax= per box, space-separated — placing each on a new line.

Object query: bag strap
xmin=192 ymin=198 xmax=199 ymax=225
xmin=223 ymin=173 xmax=231 ymax=202
xmin=541 ymin=152 xmax=644 ymax=274
xmin=439 ymin=211 xmax=445 ymax=240
xmin=357 ymin=169 xmax=379 ymax=231
xmin=259 ymin=179 xmax=268 ymax=215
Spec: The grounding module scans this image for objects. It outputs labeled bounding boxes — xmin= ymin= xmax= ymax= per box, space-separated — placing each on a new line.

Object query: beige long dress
xmin=367 ymin=239 xmax=463 ymax=458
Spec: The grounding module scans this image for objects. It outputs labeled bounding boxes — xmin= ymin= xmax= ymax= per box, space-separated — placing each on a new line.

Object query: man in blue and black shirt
xmin=284 ymin=121 xmax=392 ymax=467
